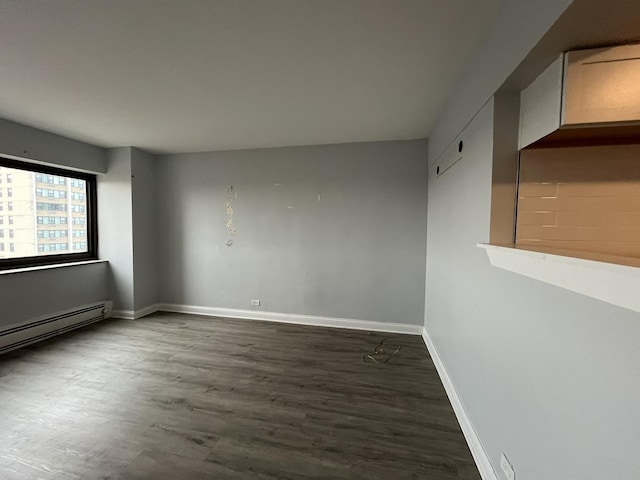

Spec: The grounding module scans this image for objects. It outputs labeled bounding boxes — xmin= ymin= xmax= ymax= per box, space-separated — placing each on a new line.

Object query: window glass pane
xmin=0 ymin=162 xmax=94 ymax=263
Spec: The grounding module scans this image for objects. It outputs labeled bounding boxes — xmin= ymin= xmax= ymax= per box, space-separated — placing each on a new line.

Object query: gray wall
xmin=158 ymin=140 xmax=428 ymax=325
xmin=426 ymin=99 xmax=640 ymax=479
xmin=0 ymin=119 xmax=109 ymax=327
xmin=419 ymin=1 xmax=640 ymax=478
xmin=131 ymin=148 xmax=159 ymax=310
xmin=0 ymin=117 xmax=106 ymax=173
xmin=0 ymin=262 xmax=108 ymax=328
xmin=98 ymin=148 xmax=134 ymax=312
xmin=98 ymin=147 xmax=160 ymax=313
xmin=428 ymin=0 xmax=572 ymax=161
xmin=0 ymin=136 xmax=159 ymax=321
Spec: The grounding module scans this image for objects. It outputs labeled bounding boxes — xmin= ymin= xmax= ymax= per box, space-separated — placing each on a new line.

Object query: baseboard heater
xmin=0 ymin=301 xmax=113 ymax=355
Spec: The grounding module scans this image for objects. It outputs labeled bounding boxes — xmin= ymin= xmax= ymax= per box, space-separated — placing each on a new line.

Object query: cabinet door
xmin=519 ymin=55 xmax=563 ymax=149
xmin=563 ymin=44 xmax=640 ymax=126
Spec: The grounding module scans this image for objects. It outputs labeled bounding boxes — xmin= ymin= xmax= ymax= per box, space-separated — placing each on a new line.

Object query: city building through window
xmin=0 ymin=157 xmax=97 ymax=269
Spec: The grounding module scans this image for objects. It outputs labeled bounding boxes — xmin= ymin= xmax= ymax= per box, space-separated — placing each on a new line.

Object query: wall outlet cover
xmin=251 ymin=300 xmax=260 ymax=306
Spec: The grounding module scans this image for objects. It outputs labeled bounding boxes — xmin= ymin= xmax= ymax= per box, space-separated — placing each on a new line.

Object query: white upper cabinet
xmin=562 ymin=44 xmax=640 ymax=126
xmin=519 ymin=55 xmax=563 ymax=149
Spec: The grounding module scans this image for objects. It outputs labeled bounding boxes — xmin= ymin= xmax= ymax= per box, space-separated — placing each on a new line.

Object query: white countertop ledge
xmin=477 ymin=244 xmax=640 ymax=313
xmin=0 ymin=259 xmax=107 ymax=276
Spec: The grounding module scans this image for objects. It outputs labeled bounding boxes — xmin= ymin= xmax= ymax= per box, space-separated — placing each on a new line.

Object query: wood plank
xmin=0 ymin=313 xmax=480 ymax=480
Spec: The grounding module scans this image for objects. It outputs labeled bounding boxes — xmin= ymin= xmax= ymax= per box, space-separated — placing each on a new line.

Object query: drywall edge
xmin=478 ymin=243 xmax=640 ymax=313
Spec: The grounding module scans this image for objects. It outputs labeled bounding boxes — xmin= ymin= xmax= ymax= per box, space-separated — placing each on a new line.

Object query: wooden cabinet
xmin=519 ymin=44 xmax=640 ymax=149
xmin=514 ymin=44 xmax=640 ymax=268
xmin=563 ymin=44 xmax=640 ymax=126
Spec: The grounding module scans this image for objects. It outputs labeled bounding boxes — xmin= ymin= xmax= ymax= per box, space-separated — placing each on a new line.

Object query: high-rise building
xmin=0 ymin=167 xmax=87 ymax=259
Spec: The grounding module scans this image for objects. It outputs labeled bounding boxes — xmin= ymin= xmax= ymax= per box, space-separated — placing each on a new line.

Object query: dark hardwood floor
xmin=0 ymin=313 xmax=480 ymax=479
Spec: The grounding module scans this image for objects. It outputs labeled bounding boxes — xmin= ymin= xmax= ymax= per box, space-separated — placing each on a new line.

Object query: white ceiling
xmin=0 ymin=0 xmax=504 ymax=154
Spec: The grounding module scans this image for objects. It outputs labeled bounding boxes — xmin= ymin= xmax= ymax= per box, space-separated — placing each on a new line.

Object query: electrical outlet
xmin=500 ymin=453 xmax=515 ymax=480
xmin=251 ymin=299 xmax=260 ymax=306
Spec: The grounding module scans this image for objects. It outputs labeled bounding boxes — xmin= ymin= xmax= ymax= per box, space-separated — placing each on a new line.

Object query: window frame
xmin=0 ymin=156 xmax=98 ymax=270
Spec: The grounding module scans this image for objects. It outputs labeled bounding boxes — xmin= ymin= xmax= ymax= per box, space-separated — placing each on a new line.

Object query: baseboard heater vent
xmin=0 ymin=301 xmax=112 ymax=355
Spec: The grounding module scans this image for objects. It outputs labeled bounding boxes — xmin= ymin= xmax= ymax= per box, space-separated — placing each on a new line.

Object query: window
xmin=37 ymin=216 xmax=68 ymax=225
xmin=36 ymin=188 xmax=67 ymax=199
xmin=0 ymin=157 xmax=97 ymax=269
xmin=38 ymin=243 xmax=69 ymax=253
xmin=36 ymin=202 xmax=67 ymax=211
xmin=38 ymin=230 xmax=68 ymax=238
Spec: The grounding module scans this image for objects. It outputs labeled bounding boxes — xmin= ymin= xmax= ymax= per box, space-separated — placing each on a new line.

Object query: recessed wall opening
xmin=488 ymin=42 xmax=640 ymax=269
xmin=516 ymin=144 xmax=640 ymax=267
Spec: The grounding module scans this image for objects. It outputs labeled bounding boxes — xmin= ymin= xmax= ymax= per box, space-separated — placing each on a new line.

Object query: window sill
xmin=478 ymin=243 xmax=640 ymax=313
xmin=0 ymin=259 xmax=107 ymax=276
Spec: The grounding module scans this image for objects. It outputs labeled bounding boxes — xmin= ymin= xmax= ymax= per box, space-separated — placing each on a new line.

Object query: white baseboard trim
xmin=111 ymin=304 xmax=160 ymax=320
xmin=421 ymin=327 xmax=497 ymax=480
xmin=156 ymin=303 xmax=423 ymax=335
xmin=135 ymin=304 xmax=161 ymax=319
